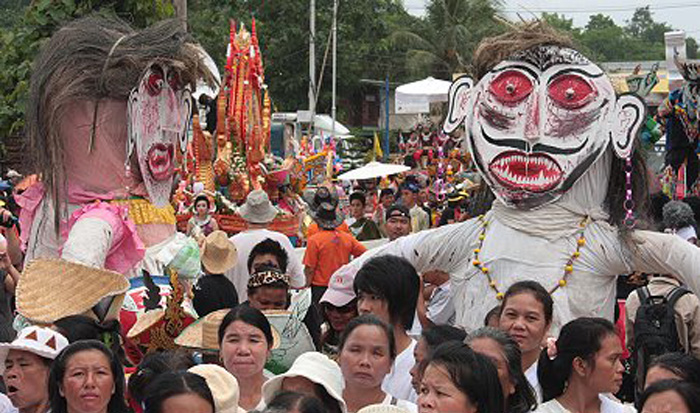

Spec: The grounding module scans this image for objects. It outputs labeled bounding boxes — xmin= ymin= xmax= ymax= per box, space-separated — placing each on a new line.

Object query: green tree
xmin=391 ymin=0 xmax=505 ymax=79
xmin=0 ymin=0 xmax=174 ymax=170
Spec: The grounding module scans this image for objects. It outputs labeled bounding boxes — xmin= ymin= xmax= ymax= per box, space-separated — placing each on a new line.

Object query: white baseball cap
xmin=0 ymin=326 xmax=69 ymax=374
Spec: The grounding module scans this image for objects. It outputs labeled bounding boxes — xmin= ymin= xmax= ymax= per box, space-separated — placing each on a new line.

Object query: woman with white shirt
xmin=498 ymin=280 xmax=553 ymax=402
xmin=354 ymin=255 xmax=421 ymax=402
xmin=339 ymin=315 xmax=417 ymax=413
xmin=534 ymin=317 xmax=634 ymax=413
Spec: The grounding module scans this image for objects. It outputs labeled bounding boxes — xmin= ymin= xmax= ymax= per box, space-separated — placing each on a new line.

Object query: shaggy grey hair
xmin=662 ymin=200 xmax=696 ymax=230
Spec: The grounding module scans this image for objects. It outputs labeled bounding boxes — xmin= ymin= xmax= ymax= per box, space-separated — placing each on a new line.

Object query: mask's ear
xmin=610 ymin=93 xmax=646 ymax=159
xmin=443 ymin=76 xmax=474 ymax=134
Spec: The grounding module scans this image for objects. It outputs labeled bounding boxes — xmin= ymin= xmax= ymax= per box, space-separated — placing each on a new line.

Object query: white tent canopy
xmin=395 ymin=76 xmax=452 ymax=114
xmin=337 ymin=161 xmax=410 ymax=181
xmin=314 ymin=114 xmax=351 ymax=136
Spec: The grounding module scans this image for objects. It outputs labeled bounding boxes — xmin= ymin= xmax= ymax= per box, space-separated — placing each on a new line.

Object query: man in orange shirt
xmin=304 ymin=200 xmax=367 ymax=305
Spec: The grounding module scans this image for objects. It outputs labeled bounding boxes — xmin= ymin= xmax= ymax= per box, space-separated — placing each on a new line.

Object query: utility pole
xmin=331 ymin=0 xmax=338 ymax=141
xmin=173 ymin=0 xmax=187 ymax=31
xmin=309 ymin=0 xmax=316 ymax=135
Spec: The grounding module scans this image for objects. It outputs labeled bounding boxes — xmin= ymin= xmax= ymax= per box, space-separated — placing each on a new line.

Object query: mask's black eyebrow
xmin=546 ymin=68 xmax=605 ymax=85
xmin=490 ymin=64 xmax=539 ymax=79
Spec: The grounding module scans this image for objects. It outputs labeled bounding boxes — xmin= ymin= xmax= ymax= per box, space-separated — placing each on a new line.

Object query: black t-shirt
xmin=192 ymin=274 xmax=239 ymax=317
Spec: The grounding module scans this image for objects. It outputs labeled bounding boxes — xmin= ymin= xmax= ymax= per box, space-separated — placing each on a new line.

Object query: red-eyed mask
xmin=444 ymin=45 xmax=646 ymax=209
xmin=128 ymin=63 xmax=191 ymax=207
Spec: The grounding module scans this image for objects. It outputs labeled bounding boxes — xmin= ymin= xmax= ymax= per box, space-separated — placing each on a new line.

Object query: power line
xmin=503 ymin=1 xmax=700 ymax=13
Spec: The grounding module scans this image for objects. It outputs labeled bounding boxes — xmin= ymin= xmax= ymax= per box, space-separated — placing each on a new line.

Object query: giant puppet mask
xmin=128 ymin=63 xmax=192 ymax=207
xmin=444 ymin=45 xmax=646 ymax=209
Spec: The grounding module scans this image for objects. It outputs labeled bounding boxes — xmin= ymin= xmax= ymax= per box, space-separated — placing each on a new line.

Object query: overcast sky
xmin=403 ymin=0 xmax=700 ymax=38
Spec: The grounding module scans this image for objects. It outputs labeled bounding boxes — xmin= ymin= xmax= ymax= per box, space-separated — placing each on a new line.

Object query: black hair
xmin=649 ymin=191 xmax=671 ymax=229
xmin=467 ymin=327 xmax=538 ymax=413
xmin=264 ymin=391 xmax=327 ymax=413
xmin=639 ymin=379 xmax=700 ymax=413
xmin=354 ymin=255 xmax=420 ymax=330
xmin=349 ymin=191 xmax=367 ymax=206
xmin=537 ymin=317 xmax=617 ymax=402
xmin=218 ymin=305 xmax=274 ymax=349
xmin=247 ymin=238 xmax=289 ymax=273
xmin=338 ymin=314 xmax=396 ymax=361
xmin=194 ymin=194 xmax=211 ymax=209
xmin=53 ymin=315 xmax=126 ymax=367
xmin=422 ymin=325 xmax=467 ymax=350
xmin=380 ymin=188 xmax=394 ymax=198
xmin=484 ymin=305 xmax=501 ymax=326
xmin=500 ymin=280 xmax=554 ymax=325
xmin=385 ymin=204 xmax=409 ymax=221
xmin=647 ymin=352 xmax=700 ymax=386
xmin=424 ymin=341 xmax=505 ymax=413
xmin=143 ymin=371 xmax=214 ymax=413
xmin=49 ymin=340 xmax=128 ymax=413
xmin=128 ymin=350 xmax=196 ymax=405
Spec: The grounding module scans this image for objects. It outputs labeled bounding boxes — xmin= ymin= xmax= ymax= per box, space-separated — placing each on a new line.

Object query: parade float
xmin=175 ymin=20 xmax=339 ymax=238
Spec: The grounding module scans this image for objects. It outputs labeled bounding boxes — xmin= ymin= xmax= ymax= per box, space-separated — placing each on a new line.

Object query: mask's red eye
xmin=489 ymin=70 xmax=533 ymax=105
xmin=167 ymin=71 xmax=180 ymax=91
xmin=146 ymin=68 xmax=164 ymax=96
xmin=548 ymin=74 xmax=596 ymax=109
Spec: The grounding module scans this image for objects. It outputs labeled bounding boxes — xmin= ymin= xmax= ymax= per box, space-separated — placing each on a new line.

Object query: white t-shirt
xmin=0 ymin=393 xmax=18 ymax=413
xmin=534 ymin=395 xmax=636 ymax=413
xmin=426 ymin=282 xmax=455 ymax=325
xmin=525 ymin=361 xmax=543 ymax=403
xmin=382 ymin=339 xmax=418 ymax=403
xmin=379 ymin=393 xmax=418 ymax=413
xmin=227 ymin=229 xmax=305 ymax=301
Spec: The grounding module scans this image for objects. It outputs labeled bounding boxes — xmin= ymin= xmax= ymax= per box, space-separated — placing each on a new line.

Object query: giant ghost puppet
xmin=337 ymin=27 xmax=700 ymax=332
xmin=18 ymin=16 xmax=210 ymax=277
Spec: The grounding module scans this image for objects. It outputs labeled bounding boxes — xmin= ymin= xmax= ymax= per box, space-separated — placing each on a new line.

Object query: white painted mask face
xmin=128 ymin=63 xmax=191 ymax=207
xmin=444 ymin=45 xmax=645 ymax=209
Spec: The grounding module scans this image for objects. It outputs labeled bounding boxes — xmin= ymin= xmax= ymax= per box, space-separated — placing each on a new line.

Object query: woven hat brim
xmin=126 ymin=309 xmax=165 ymax=339
xmin=17 ymin=259 xmax=130 ymax=324
xmin=175 ymin=309 xmax=230 ymax=351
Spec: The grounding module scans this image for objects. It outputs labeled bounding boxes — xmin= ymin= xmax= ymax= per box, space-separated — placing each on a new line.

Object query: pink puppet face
xmin=444 ymin=45 xmax=644 ymax=209
xmin=128 ymin=63 xmax=191 ymax=207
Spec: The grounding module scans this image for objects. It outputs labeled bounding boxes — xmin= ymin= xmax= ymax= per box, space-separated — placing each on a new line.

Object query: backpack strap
xmin=636 ymin=286 xmax=651 ymax=304
xmin=666 ymin=286 xmax=691 ymax=309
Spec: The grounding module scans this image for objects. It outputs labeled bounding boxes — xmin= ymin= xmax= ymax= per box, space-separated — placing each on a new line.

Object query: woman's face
xmin=418 ymin=364 xmax=474 ymax=413
xmin=469 ymin=337 xmax=515 ymax=401
xmin=642 ymin=390 xmax=691 ymax=413
xmin=338 ymin=325 xmax=393 ymax=389
xmin=410 ymin=338 xmax=429 ymax=394
xmin=161 ymin=393 xmax=214 ymax=413
xmin=498 ymin=292 xmax=550 ymax=354
xmin=645 ymin=366 xmax=682 ymax=389
xmin=195 ymin=200 xmax=209 ymax=216
xmin=323 ymin=301 xmax=358 ymax=332
xmin=584 ymin=334 xmax=624 ymax=395
xmin=59 ymin=349 xmax=115 ymax=413
xmin=220 ymin=321 xmax=270 ymax=380
xmin=3 ymin=350 xmax=51 ymax=411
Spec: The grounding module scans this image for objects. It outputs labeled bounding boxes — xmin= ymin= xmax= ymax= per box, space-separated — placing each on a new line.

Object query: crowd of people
xmin=1 ymin=172 xmax=700 ymax=413
xmin=2 ymin=13 xmax=700 ymax=413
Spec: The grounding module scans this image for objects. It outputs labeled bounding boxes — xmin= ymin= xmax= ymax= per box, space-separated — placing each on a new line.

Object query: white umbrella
xmin=314 ymin=114 xmax=351 ymax=136
xmin=192 ymin=48 xmax=221 ymax=100
xmin=337 ymin=161 xmax=410 ymax=181
xmin=395 ymin=76 xmax=452 ymax=114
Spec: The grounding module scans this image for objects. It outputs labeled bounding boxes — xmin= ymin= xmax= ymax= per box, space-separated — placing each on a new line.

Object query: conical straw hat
xmin=175 ymin=309 xmax=230 ymax=351
xmin=17 ymin=259 xmax=130 ymax=324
